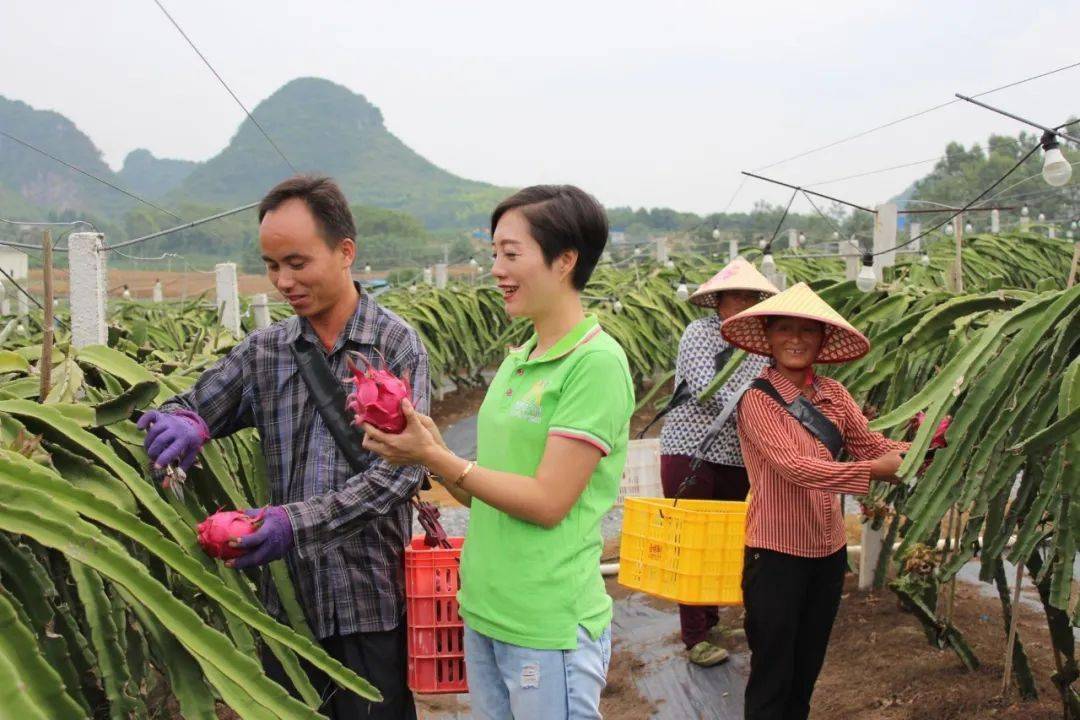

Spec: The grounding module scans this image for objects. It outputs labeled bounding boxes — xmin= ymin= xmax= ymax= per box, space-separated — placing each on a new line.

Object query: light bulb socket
xmin=1041 ymin=130 xmax=1061 ymax=152
xmin=861 ymin=252 xmax=873 ymax=267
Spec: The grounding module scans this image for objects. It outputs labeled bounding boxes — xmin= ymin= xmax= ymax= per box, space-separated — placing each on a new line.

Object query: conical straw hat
xmin=689 ymin=256 xmax=780 ymax=308
xmin=720 ymin=282 xmax=870 ymax=363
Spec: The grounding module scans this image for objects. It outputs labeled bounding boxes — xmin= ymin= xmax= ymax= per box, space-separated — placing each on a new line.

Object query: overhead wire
xmin=755 ymin=58 xmax=1080 ymax=172
xmin=151 ymin=0 xmax=298 ymax=175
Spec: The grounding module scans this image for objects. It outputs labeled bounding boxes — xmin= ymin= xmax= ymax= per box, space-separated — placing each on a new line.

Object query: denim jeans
xmin=463 ymin=623 xmax=612 ymax=719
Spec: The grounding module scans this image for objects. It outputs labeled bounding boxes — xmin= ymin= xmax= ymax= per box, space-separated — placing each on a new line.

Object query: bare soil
xmin=812 ymin=576 xmax=1061 ymax=720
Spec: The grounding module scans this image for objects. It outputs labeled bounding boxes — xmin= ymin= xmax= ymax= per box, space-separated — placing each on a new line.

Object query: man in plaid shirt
xmin=138 ymin=175 xmax=427 ymax=719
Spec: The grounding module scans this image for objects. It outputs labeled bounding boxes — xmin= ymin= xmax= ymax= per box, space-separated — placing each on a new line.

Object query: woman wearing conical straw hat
xmin=721 ymin=282 xmax=909 ymax=720
xmin=657 ymin=257 xmax=779 ymax=667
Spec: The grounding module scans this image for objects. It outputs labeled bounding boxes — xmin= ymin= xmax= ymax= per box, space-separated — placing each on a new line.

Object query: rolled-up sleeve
xmin=284 ymin=332 xmax=430 ymax=559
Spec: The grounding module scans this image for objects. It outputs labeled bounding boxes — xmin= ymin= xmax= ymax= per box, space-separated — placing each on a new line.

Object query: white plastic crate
xmin=617 ymin=438 xmax=663 ymax=506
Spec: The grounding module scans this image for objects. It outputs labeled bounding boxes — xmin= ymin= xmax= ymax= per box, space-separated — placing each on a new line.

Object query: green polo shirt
xmin=458 ymin=314 xmax=634 ymax=649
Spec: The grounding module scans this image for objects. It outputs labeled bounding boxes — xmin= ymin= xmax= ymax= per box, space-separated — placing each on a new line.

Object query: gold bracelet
xmin=454 ymin=460 xmax=477 ymax=488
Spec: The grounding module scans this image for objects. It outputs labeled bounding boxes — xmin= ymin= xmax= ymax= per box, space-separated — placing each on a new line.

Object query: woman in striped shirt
xmin=659 ymin=257 xmax=777 ymax=667
xmin=721 ymin=282 xmax=908 ymax=720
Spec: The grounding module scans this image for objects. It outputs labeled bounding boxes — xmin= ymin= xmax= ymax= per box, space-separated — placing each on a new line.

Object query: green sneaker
xmin=688 ymin=641 xmax=729 ymax=667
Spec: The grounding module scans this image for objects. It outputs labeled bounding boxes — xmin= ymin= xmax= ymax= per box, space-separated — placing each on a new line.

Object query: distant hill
xmin=119 ymin=149 xmax=197 ymax=200
xmin=168 ymin=77 xmax=511 ymax=229
xmin=0 ymin=78 xmax=511 ymax=234
xmin=0 ymin=96 xmax=132 ymax=218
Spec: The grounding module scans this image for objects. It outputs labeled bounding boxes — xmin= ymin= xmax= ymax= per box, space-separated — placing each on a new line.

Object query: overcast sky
xmin=1 ymin=0 xmax=1077 ymax=215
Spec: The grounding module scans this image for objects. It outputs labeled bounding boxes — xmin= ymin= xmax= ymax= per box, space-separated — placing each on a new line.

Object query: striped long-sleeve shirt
xmin=736 ymin=366 xmax=908 ymax=558
xmin=162 ymin=285 xmax=430 ymax=638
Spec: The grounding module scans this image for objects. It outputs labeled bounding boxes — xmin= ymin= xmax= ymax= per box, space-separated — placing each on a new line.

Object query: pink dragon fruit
xmin=346 ymin=354 xmax=412 ymax=434
xmin=196 ymin=509 xmax=263 ymax=559
xmin=912 ymin=411 xmax=951 ymax=449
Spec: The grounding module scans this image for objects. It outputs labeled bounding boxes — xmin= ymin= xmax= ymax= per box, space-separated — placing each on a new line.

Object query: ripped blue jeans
xmin=463 ymin=623 xmax=612 ymax=719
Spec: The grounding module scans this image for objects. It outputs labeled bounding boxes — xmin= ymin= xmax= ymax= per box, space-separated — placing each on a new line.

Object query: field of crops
xmin=0 ymin=229 xmax=1076 ymax=718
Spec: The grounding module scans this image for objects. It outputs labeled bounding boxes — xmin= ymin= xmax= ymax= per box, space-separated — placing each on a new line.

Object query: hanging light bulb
xmin=1068 ymin=231 xmax=1075 ymax=240
xmin=712 ymin=227 xmax=721 ymax=240
xmin=761 ymin=251 xmax=776 ymax=275
xmin=856 ymin=253 xmax=877 ymax=293
xmin=364 ymin=264 xmax=372 ymax=273
xmin=965 ymin=222 xmax=973 ymax=233
xmin=798 ymin=233 xmax=806 ymax=245
xmin=675 ymin=278 xmax=690 ymax=301
xmin=1021 ymin=206 xmax=1029 ymax=218
xmin=945 ymin=223 xmax=954 ymax=235
xmin=665 ymin=259 xmax=676 ymax=269
xmin=920 ymin=253 xmax=931 ymax=266
xmin=1038 ymin=213 xmax=1046 ymax=222
xmin=1071 ymin=221 xmax=1078 ymax=230
xmin=602 ymin=251 xmax=612 ymax=263
xmin=613 ymin=299 xmax=624 ymax=314
xmin=832 ymin=231 xmax=840 ymax=241
xmin=633 ymin=247 xmax=641 ymax=256
xmin=1041 ymin=131 xmax=1073 ymax=187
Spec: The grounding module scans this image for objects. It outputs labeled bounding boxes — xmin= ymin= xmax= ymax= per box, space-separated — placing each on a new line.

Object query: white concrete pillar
xmin=844 ymin=239 xmax=862 ymax=281
xmin=655 ymin=236 xmax=669 ymax=264
xmin=858 ymin=524 xmax=884 ymax=590
xmin=872 ymin=203 xmax=898 ymax=280
xmin=68 ymin=233 xmax=108 ymax=348
xmin=252 ymin=292 xmax=271 ymax=330
xmin=152 ymin=281 xmax=163 ymax=303
xmin=909 ymin=222 xmax=922 ymax=252
xmin=990 ymin=209 xmax=1000 ymax=234
xmin=214 ymin=262 xmax=242 ymax=338
xmin=1020 ymin=213 xmax=1030 ymax=231
xmin=787 ymin=228 xmax=798 ymax=250
xmin=1049 ymin=225 xmax=1056 ymax=239
xmin=728 ymin=238 xmax=739 ymax=263
xmin=434 ymin=263 xmax=448 ymax=289
xmin=0 ymin=282 xmax=8 ymax=316
xmin=423 ymin=267 xmax=434 ymax=285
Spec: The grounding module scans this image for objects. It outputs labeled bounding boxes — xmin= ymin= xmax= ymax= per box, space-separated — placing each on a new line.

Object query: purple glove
xmin=137 ymin=409 xmax=210 ymax=470
xmin=227 ymin=507 xmax=294 ymax=569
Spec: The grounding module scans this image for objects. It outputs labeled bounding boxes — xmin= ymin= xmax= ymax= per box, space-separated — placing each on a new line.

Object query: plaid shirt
xmin=162 ymin=286 xmax=430 ymax=638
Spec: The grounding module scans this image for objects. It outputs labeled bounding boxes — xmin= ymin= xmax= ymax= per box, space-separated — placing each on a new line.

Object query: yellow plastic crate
xmin=618 ymin=497 xmax=747 ymax=606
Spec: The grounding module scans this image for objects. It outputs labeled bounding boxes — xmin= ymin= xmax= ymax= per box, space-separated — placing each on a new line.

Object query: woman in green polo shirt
xmin=363 ymin=184 xmax=634 ymax=719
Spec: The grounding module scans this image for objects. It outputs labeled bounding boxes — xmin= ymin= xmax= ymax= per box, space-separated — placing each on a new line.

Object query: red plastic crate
xmin=404 ymin=535 xmax=467 ymax=694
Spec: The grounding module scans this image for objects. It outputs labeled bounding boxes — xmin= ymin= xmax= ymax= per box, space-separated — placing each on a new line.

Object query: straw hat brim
xmin=720 ymin=283 xmax=870 ymax=363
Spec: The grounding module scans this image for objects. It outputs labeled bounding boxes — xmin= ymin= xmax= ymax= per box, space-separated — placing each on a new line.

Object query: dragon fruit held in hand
xmin=912 ymin=412 xmax=951 ymax=449
xmin=346 ymin=354 xmax=412 ymax=434
xmin=197 ymin=510 xmax=263 ymax=560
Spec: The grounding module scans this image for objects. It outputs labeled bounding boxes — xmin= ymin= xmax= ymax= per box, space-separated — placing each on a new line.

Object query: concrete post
xmin=252 ymin=293 xmax=271 ymax=330
xmin=787 ymin=228 xmax=798 ymax=249
xmin=0 ymin=282 xmax=8 ymax=315
xmin=858 ymin=524 xmax=884 ymax=590
xmin=434 ymin=263 xmax=448 ymax=289
xmin=152 ymin=281 xmax=164 ymax=303
xmin=1049 ymin=225 xmax=1056 ymax=239
xmin=990 ymin=209 xmax=1000 ymax=234
xmin=655 ymin=236 xmax=669 ymax=264
xmin=728 ymin=238 xmax=739 ymax=263
xmin=214 ymin=262 xmax=242 ymax=338
xmin=910 ymin=222 xmax=922 ymax=252
xmin=844 ymin=239 xmax=862 ymax=281
xmin=423 ymin=267 xmax=434 ymax=285
xmin=872 ymin=203 xmax=898 ymax=280
xmin=68 ymin=233 xmax=108 ymax=348
xmin=1020 ymin=213 xmax=1030 ymax=231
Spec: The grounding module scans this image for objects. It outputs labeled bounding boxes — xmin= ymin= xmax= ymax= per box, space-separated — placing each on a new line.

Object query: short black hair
xmin=259 ymin=175 xmax=356 ymax=249
xmin=490 ymin=185 xmax=608 ymax=291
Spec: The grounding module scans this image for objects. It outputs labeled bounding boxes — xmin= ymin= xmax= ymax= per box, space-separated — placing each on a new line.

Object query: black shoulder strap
xmin=749 ymin=378 xmax=844 ymax=460
xmin=637 ymin=345 xmax=738 ymax=439
xmin=290 ymin=337 xmax=370 ymax=475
